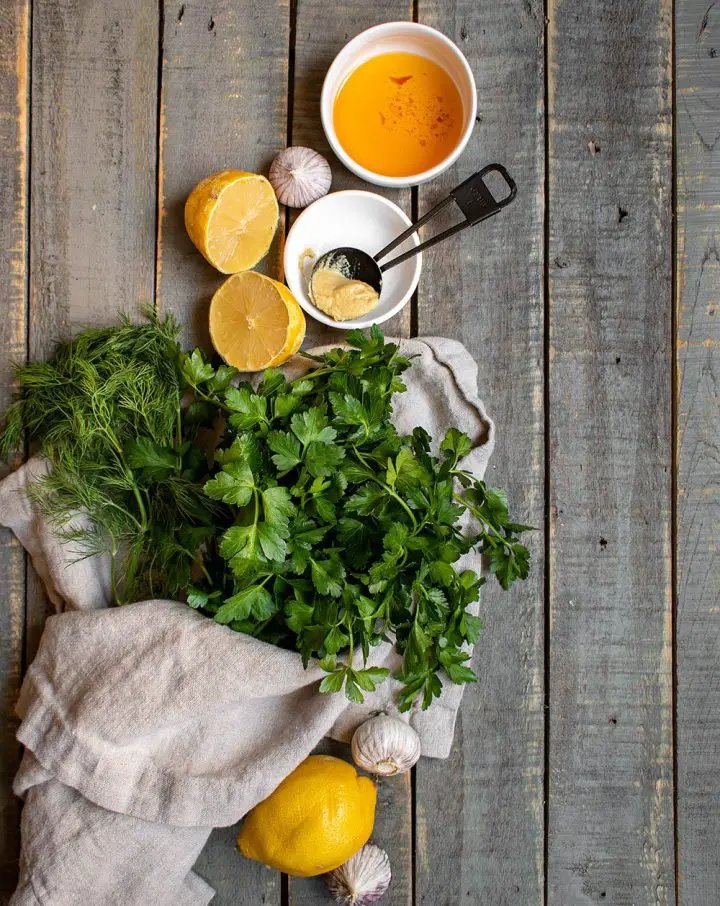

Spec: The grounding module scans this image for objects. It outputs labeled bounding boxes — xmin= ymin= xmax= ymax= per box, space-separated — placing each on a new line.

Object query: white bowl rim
xmin=283 ymin=189 xmax=422 ymax=330
xmin=321 ymin=21 xmax=478 ymax=189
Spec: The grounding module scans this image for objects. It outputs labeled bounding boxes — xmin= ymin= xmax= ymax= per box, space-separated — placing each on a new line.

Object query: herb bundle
xmin=0 ymin=317 xmax=531 ymax=710
xmin=0 ymin=315 xmax=231 ymax=603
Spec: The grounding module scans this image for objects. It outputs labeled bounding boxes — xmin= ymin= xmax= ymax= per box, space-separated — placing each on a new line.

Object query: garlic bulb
xmin=351 ymin=713 xmax=421 ymax=776
xmin=326 ymin=844 xmax=391 ymax=906
xmin=268 ymin=146 xmax=331 ymax=208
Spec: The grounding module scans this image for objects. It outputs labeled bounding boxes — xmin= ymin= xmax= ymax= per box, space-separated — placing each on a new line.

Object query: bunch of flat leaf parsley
xmin=189 ymin=327 xmax=532 ymax=710
xmin=0 ymin=318 xmax=531 ymax=711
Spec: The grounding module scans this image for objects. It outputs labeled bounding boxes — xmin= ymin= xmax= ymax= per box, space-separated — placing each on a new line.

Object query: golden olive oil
xmin=333 ymin=51 xmax=464 ymax=178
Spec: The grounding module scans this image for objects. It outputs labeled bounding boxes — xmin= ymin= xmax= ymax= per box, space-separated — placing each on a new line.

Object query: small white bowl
xmin=283 ymin=190 xmax=421 ymax=330
xmin=321 ymin=22 xmax=477 ymax=189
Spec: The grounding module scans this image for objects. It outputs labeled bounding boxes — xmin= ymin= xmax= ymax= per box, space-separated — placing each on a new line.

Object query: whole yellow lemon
xmin=237 ymin=755 xmax=377 ymax=877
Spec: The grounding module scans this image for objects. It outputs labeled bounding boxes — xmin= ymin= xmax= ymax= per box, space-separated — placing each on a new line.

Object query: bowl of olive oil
xmin=321 ymin=22 xmax=477 ymax=188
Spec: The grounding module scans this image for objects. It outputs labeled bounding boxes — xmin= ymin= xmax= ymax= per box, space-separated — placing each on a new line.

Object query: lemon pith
xmin=237 ymin=755 xmax=377 ymax=877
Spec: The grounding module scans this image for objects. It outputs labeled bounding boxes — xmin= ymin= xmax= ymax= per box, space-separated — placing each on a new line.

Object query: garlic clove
xmin=351 ymin=713 xmax=421 ymax=777
xmin=268 ymin=146 xmax=331 ymax=208
xmin=326 ymin=843 xmax=391 ymax=906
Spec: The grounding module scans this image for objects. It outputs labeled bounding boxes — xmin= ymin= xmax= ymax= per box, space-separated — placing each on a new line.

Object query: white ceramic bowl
xmin=321 ymin=22 xmax=477 ymax=188
xmin=283 ymin=190 xmax=421 ymax=330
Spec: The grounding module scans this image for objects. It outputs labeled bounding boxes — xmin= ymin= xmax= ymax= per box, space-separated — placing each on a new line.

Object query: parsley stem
xmin=193 ymin=385 xmax=231 ymax=413
xmin=351 ymin=448 xmax=417 ymax=528
xmin=345 ymin=613 xmax=355 ymax=670
xmin=289 ymin=367 xmax=334 ymax=386
xmin=179 ymin=547 xmax=212 ymax=585
xmin=375 ymin=478 xmax=417 ymax=527
xmin=351 ymin=447 xmax=371 ymax=468
xmin=452 ymin=492 xmax=512 ymax=549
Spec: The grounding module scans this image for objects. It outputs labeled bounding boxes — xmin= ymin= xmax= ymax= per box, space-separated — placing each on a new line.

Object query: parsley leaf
xmin=219 ymin=523 xmax=262 ymax=566
xmin=346 ymin=484 xmax=387 ymax=516
xmin=310 ymin=557 xmax=345 ymax=597
xmin=225 ymin=387 xmax=268 ymax=430
xmin=262 ymin=486 xmax=295 ymax=531
xmin=214 ymin=433 xmax=261 ymax=471
xmin=305 ymin=441 xmax=345 ymax=478
xmin=353 ymin=666 xmax=390 ymax=692
xmin=257 ymin=523 xmax=288 ymax=562
xmin=215 ymin=585 xmax=276 ymax=623
xmin=203 ymin=461 xmax=254 ymax=506
xmin=286 ymin=599 xmax=315 ymax=634
xmin=440 ymin=427 xmax=473 ymax=463
xmin=207 ymin=364 xmax=238 ymax=393
xmin=124 ymin=438 xmax=176 ymax=480
xmin=319 ymin=670 xmax=346 ymax=694
xmin=268 ymin=431 xmax=302 ymax=471
xmin=291 ymin=408 xmax=337 ymax=446
xmin=181 ymin=348 xmax=215 ymax=386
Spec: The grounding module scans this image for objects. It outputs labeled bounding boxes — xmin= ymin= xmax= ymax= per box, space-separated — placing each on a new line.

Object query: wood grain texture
xmin=156 ymin=0 xmax=289 ymax=350
xmin=156 ymin=1 xmax=288 ymax=900
xmin=0 ymin=2 xmax=28 ymax=896
xmin=26 ymin=0 xmax=161 ymax=665
xmin=413 ymin=2 xmax=546 ymax=904
xmin=546 ymin=2 xmax=675 ymax=903
xmin=30 ymin=0 xmax=158 ymax=349
xmin=288 ymin=5 xmax=414 ymax=905
xmin=290 ymin=0 xmax=412 ymax=348
xmin=193 ymin=824 xmax=280 ymax=906
xmin=675 ymin=2 xmax=720 ymax=902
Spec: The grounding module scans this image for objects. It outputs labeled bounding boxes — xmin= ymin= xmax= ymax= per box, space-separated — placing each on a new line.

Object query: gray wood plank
xmin=289 ymin=1 xmax=412 ymax=349
xmin=155 ymin=2 xmax=288 ymax=901
xmin=27 ymin=0 xmax=160 ymax=661
xmin=29 ymin=0 xmax=158 ymax=346
xmin=156 ymin=0 xmax=289 ymax=350
xmin=193 ymin=824 xmax=280 ymax=906
xmin=413 ymin=2 xmax=546 ymax=903
xmin=0 ymin=3 xmax=29 ymax=896
xmin=675 ymin=2 xmax=720 ymax=902
xmin=288 ymin=7 xmax=414 ymax=906
xmin=546 ymin=1 xmax=675 ymax=903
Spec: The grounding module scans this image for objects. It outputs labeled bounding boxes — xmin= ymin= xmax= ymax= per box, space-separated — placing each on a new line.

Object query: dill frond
xmin=0 ymin=313 xmax=226 ymax=605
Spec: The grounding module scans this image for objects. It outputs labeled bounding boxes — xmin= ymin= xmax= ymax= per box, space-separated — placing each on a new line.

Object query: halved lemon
xmin=209 ymin=271 xmax=306 ymax=372
xmin=185 ymin=170 xmax=279 ymax=274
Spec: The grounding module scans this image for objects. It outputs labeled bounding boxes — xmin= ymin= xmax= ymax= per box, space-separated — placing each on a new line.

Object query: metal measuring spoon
xmin=309 ymin=164 xmax=518 ymax=301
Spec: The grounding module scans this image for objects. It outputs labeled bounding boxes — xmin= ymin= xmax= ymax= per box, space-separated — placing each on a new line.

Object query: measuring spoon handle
xmin=375 ymin=164 xmax=517 ymax=273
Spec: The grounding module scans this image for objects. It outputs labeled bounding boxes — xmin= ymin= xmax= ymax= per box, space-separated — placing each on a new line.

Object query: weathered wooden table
xmin=0 ymin=1 xmax=717 ymax=903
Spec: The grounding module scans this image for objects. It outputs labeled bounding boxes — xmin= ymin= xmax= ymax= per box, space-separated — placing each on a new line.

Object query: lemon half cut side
xmin=209 ymin=271 xmax=306 ymax=372
xmin=185 ymin=170 xmax=279 ymax=274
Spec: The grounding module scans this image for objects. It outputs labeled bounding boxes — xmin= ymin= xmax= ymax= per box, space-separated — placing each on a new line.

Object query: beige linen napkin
xmin=1 ymin=338 xmax=493 ymax=906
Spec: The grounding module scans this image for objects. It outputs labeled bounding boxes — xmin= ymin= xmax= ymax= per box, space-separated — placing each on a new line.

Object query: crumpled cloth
xmin=0 ymin=337 xmax=493 ymax=906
